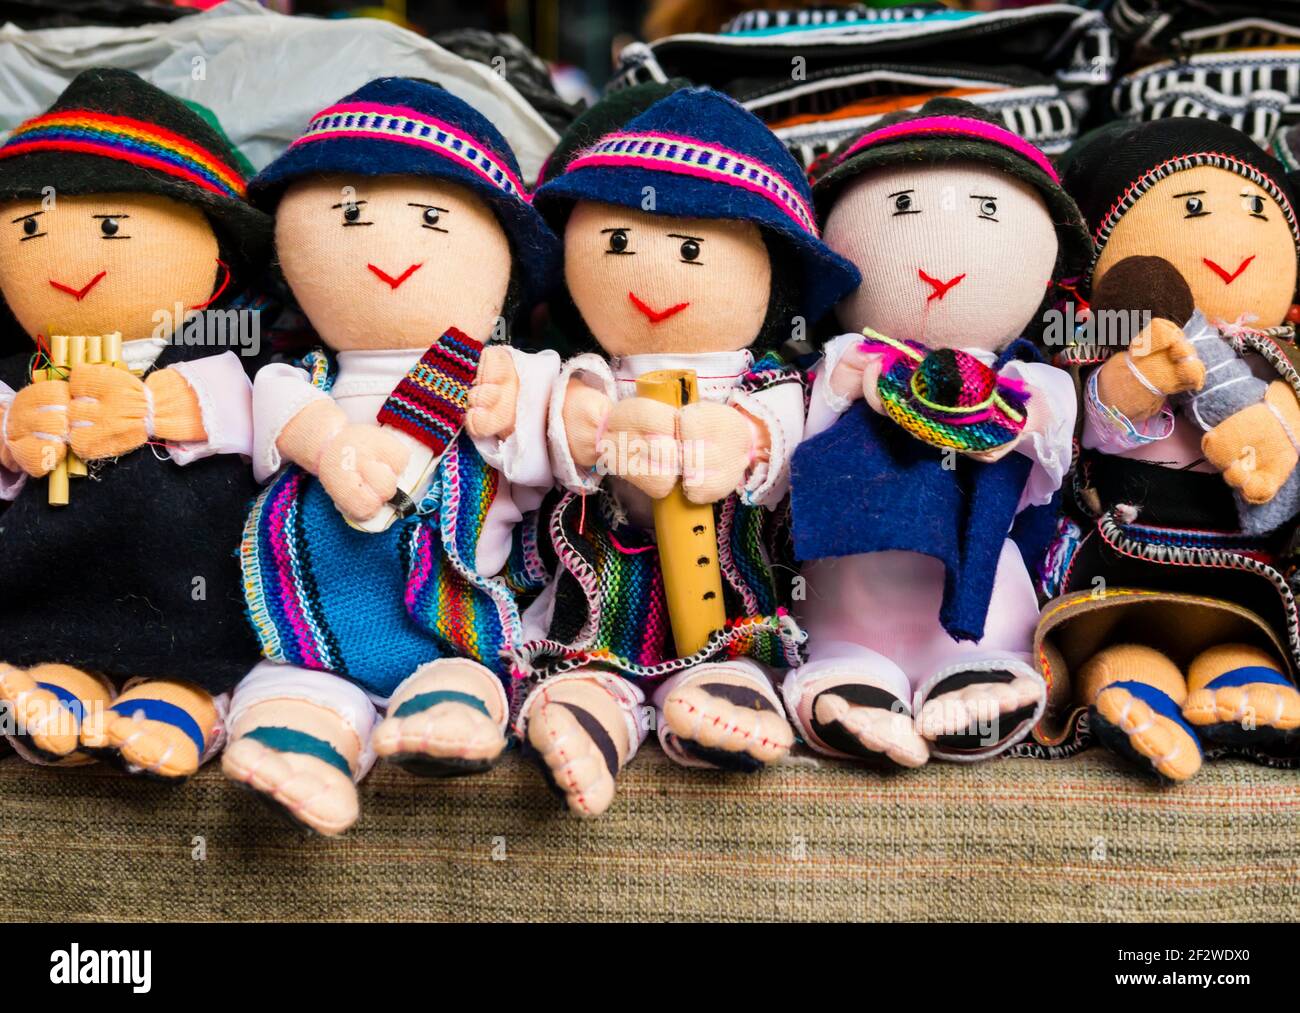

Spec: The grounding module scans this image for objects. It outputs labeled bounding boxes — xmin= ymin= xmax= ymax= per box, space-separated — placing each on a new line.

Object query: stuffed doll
xmin=0 ymin=68 xmax=271 ymax=779
xmin=223 ymin=78 xmax=561 ymax=835
xmin=513 ymin=87 xmax=860 ymax=816
xmin=1033 ymin=117 xmax=1300 ymax=780
xmin=784 ymin=99 xmax=1093 ymax=768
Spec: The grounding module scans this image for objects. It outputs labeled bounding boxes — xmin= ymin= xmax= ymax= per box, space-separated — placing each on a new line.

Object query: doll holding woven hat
xmin=512 ymin=86 xmax=860 ymax=817
xmin=0 ymin=68 xmax=271 ymax=780
xmin=1033 ymin=117 xmax=1300 ymax=780
xmin=785 ymin=99 xmax=1092 ymax=768
xmin=224 ymin=77 xmax=561 ymax=835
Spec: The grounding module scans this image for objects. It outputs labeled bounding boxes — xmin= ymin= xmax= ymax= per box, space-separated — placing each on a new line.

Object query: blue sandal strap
xmin=1204 ymin=666 xmax=1293 ymax=691
xmin=392 ymin=689 xmax=491 ymax=720
xmin=241 ymin=726 xmax=352 ymax=778
xmin=108 ymin=698 xmax=207 ymax=756
xmin=1105 ymin=680 xmax=1202 ymax=749
xmin=36 ymin=681 xmax=87 ymax=728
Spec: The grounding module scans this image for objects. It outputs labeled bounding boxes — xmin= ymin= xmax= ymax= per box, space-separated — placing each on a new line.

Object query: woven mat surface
xmin=2 ymin=747 xmax=1296 ymax=921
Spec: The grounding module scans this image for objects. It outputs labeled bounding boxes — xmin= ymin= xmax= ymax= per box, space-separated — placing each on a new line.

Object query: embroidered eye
xmin=99 ymin=218 xmax=119 ymax=236
xmin=679 ymin=239 xmax=700 ymax=262
xmin=22 ymin=218 xmax=36 ymax=236
xmin=343 ymin=204 xmax=360 ymax=223
xmin=1243 ymin=194 xmax=1267 ymax=217
xmin=422 ymin=207 xmax=440 ymax=227
xmin=893 ymin=193 xmax=913 ymax=213
xmin=1185 ymin=196 xmax=1205 ymax=216
xmin=606 ymin=229 xmax=631 ymax=254
xmin=978 ymin=198 xmax=998 ymax=219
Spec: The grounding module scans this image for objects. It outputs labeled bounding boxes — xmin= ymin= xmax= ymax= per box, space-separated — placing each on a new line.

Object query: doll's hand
xmin=680 ymin=401 xmax=760 ymax=504
xmin=1098 ymin=318 xmax=1204 ymax=422
xmin=966 ymin=382 xmax=1047 ymax=464
xmin=1203 ymin=381 xmax=1300 ymax=504
xmin=562 ymin=379 xmax=614 ymax=470
xmin=828 ymin=343 xmax=884 ymax=406
xmin=318 ymin=423 xmax=412 ymax=523
xmin=2 ymin=380 xmax=69 ymax=477
xmin=602 ymin=396 xmax=680 ymax=500
xmin=466 ymin=346 xmax=518 ymax=440
xmin=68 ymin=364 xmax=149 ymax=460
xmin=145 ymin=367 xmax=206 ymax=442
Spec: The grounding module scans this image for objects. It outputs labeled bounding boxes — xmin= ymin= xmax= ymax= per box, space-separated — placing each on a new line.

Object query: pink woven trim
xmin=839 ymin=115 xmax=1059 ymax=184
xmin=568 ymin=152 xmax=817 ymax=235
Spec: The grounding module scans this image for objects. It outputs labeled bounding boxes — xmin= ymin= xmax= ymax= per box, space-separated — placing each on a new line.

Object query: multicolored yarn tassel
xmin=377 ymin=328 xmax=483 ymax=455
xmin=861 ymin=327 xmax=1030 ymax=454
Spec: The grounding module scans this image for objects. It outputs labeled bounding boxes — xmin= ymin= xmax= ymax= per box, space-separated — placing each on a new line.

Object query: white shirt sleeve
xmin=164 ymin=352 xmax=254 ymax=466
xmin=805 ymin=332 xmax=862 ymax=440
xmin=547 ymin=352 xmax=616 ymax=495
xmin=730 ymin=375 xmax=805 ymax=507
xmin=470 ymin=347 xmax=560 ymax=493
xmin=251 ymin=361 xmax=331 ymax=483
xmin=0 ymin=380 xmax=26 ymax=501
xmin=1000 ymin=359 xmax=1077 ymax=510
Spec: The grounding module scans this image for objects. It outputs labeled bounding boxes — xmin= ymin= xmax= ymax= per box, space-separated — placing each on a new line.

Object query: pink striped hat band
xmin=837 ymin=116 xmax=1060 ymax=185
xmin=567 ymin=130 xmax=819 ymax=235
xmin=290 ymin=101 xmax=529 ymax=202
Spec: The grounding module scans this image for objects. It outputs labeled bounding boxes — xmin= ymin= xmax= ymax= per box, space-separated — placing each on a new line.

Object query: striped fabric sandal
xmin=223 ymin=726 xmax=360 ymax=836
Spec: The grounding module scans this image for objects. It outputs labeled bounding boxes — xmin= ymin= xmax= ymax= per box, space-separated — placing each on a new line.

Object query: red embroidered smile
xmin=368 ymin=262 xmax=423 ymax=290
xmin=629 ymin=291 xmax=689 ymax=324
xmin=1203 ymin=255 xmax=1255 ymax=285
xmin=49 ymin=271 xmax=106 ymax=301
xmin=918 ymin=268 xmax=965 ymax=302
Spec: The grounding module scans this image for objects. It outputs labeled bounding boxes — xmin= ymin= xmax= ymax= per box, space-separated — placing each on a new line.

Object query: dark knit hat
xmin=1060 ymin=117 xmax=1300 ymax=267
xmin=533 ymin=86 xmax=861 ymax=322
xmin=812 ymin=97 xmax=1093 ymax=281
xmin=0 ymin=67 xmax=270 ymax=279
xmin=250 ymin=77 xmax=559 ymax=303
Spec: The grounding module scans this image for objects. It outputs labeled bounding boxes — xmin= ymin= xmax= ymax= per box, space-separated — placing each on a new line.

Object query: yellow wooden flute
xmin=635 ymin=369 xmax=727 ymax=656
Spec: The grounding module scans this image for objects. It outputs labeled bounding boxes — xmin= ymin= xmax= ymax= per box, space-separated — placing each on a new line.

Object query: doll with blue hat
xmin=222 ymin=78 xmax=562 ymax=835
xmin=514 ymin=87 xmax=860 ymax=816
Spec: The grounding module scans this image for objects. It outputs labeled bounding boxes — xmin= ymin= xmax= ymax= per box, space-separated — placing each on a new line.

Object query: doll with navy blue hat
xmin=222 ymin=77 xmax=562 ymax=835
xmin=785 ymin=99 xmax=1092 ymax=769
xmin=514 ymin=86 xmax=860 ymax=817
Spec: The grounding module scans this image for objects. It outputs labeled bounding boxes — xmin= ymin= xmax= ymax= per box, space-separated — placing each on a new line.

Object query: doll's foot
xmin=523 ymin=678 xmax=633 ymax=818
xmin=660 ymin=667 xmax=793 ymax=772
xmin=1182 ymin=645 xmax=1300 ymax=749
xmin=919 ymin=669 xmax=1044 ymax=755
xmin=810 ymin=683 xmax=928 ymax=768
xmin=80 ymin=680 xmax=218 ymax=781
xmin=0 ymin=663 xmax=110 ymax=764
xmin=223 ymin=730 xmax=359 ymax=836
xmin=373 ymin=659 xmax=507 ymax=777
xmin=1092 ymin=682 xmax=1203 ymax=781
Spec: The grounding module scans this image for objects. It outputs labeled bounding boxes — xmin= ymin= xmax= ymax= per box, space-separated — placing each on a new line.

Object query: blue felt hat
xmin=534 ymin=87 xmax=860 ymax=323
xmin=250 ymin=77 xmax=558 ymax=302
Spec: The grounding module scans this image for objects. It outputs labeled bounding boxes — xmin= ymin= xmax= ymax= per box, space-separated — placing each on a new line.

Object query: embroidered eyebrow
xmin=10 ymin=211 xmax=42 ymax=223
xmin=969 ymin=194 xmax=998 ymax=200
xmin=91 ymin=214 xmax=130 ymax=219
xmin=667 ymin=233 xmax=703 ymax=242
xmin=329 ymin=200 xmax=368 ymax=209
xmin=1172 ymin=190 xmax=1206 ymax=198
xmin=600 ymin=227 xmax=632 ymax=233
xmin=407 ymin=203 xmax=450 ymax=211
xmin=886 ymin=189 xmax=914 ymax=198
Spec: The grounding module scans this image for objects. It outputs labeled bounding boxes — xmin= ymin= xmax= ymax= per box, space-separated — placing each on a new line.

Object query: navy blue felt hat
xmin=250 ymin=77 xmax=558 ymax=301
xmin=534 ymin=87 xmax=860 ymax=322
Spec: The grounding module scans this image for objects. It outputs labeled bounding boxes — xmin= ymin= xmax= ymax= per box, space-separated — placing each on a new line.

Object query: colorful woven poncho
xmin=861 ymin=327 xmax=1030 ymax=453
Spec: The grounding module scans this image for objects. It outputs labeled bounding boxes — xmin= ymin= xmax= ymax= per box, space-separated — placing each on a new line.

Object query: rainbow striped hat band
xmin=0 ymin=109 xmax=245 ymax=200
xmin=533 ymin=87 xmax=861 ymax=323
xmin=250 ymin=77 xmax=558 ymax=302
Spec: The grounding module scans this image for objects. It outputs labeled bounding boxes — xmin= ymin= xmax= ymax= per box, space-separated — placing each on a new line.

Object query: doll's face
xmin=564 ymin=201 xmax=771 ymax=357
xmin=275 ymin=175 xmax=512 ymax=351
xmin=0 ymin=193 xmax=218 ymax=341
xmin=1095 ymin=165 xmax=1298 ymax=329
xmin=825 ymin=162 xmax=1058 ymax=352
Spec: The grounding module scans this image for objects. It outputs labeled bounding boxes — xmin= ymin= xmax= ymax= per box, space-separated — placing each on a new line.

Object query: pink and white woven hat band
xmin=837 ymin=115 xmax=1060 ymax=185
xmin=567 ymin=130 xmax=819 ymax=236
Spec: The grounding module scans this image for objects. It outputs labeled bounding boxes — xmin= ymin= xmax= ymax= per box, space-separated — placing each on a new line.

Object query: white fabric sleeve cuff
xmin=164 ymin=352 xmax=254 ymax=466
xmin=0 ymin=382 xmax=26 ymax=501
xmin=999 ymin=359 xmax=1077 ymax=509
xmin=547 ymin=352 xmax=616 ymax=494
xmin=1080 ymin=364 xmax=1176 ymax=455
xmin=470 ymin=347 xmax=561 ymax=490
xmin=806 ymin=331 xmax=861 ymax=440
xmin=251 ymin=362 xmax=331 ymax=483
xmin=731 ymin=378 xmax=804 ymax=507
